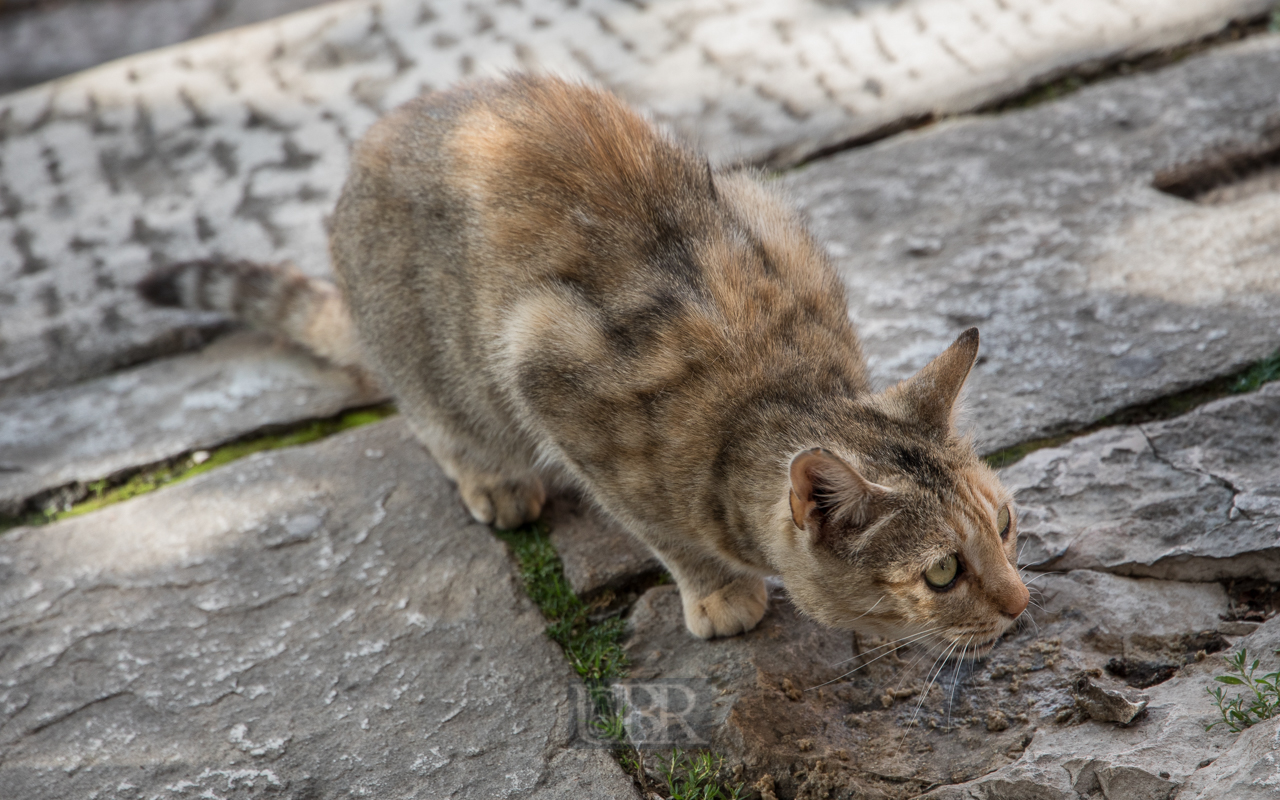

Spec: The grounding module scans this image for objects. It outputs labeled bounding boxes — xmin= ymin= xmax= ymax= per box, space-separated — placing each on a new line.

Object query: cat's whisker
xmin=897 ymin=638 xmax=960 ymax=754
xmin=827 ymin=624 xmax=946 ymax=666
xmin=893 ymin=635 xmax=945 ymax=694
xmin=947 ymin=634 xmax=976 ymax=728
xmin=808 ymin=627 xmax=947 ymax=690
xmin=1020 ymin=570 xmax=1063 ymax=586
xmin=1018 ymin=606 xmax=1041 ymax=638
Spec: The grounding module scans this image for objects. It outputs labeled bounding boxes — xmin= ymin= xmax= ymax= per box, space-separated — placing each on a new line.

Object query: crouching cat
xmin=141 ymin=74 xmax=1029 ymax=649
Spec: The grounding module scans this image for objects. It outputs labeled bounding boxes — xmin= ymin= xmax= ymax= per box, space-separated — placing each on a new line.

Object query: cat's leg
xmin=404 ymin=413 xmax=546 ymax=529
xmin=654 ymin=548 xmax=768 ymax=639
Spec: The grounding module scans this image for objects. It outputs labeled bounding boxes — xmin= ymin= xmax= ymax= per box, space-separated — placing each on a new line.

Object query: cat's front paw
xmin=683 ymin=576 xmax=768 ymax=639
xmin=458 ymin=474 xmax=546 ymax=529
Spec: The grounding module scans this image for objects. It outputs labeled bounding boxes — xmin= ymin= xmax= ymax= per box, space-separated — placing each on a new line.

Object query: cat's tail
xmin=138 ymin=259 xmax=362 ymax=368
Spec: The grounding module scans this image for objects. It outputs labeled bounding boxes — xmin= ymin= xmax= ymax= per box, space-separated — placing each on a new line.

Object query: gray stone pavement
xmin=1007 ymin=381 xmax=1280 ymax=582
xmin=7 ymin=32 xmax=1280 ymax=517
xmin=789 ymin=34 xmax=1280 ymax=450
xmin=0 ymin=330 xmax=383 ymax=515
xmin=2 ymin=3 xmax=1280 ymax=799
xmin=0 ymin=419 xmax=639 ymax=799
xmin=0 ymin=0 xmax=339 ymax=94
xmin=922 ymin=617 xmax=1280 ymax=800
xmin=0 ymin=0 xmax=1269 ymax=399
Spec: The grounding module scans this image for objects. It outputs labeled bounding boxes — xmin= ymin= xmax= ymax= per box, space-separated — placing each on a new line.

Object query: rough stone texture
xmin=0 ymin=418 xmax=640 ymax=799
xmin=616 ymin=567 xmax=1245 ymax=799
xmin=0 ymin=330 xmax=384 ymax=515
xmin=923 ymin=617 xmax=1280 ymax=800
xmin=0 ymin=0 xmax=338 ymax=94
xmin=1007 ymin=381 xmax=1280 ymax=581
xmin=1033 ymin=570 xmax=1231 ymax=652
xmin=545 ymin=495 xmax=664 ymax=597
xmin=1177 ymin=717 xmax=1280 ymax=800
xmin=786 ymin=37 xmax=1280 ymax=451
xmin=0 ymin=0 xmax=1270 ymax=398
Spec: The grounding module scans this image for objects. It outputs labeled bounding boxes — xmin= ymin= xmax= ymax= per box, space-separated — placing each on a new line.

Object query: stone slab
xmin=1177 ymin=716 xmax=1280 ymax=800
xmin=1033 ymin=570 xmax=1231 ymax=653
xmin=923 ymin=616 xmax=1280 ymax=800
xmin=545 ymin=495 xmax=664 ymax=597
xmin=1006 ymin=381 xmax=1280 ymax=581
xmin=0 ymin=0 xmax=338 ymax=94
xmin=0 ymin=330 xmax=384 ymax=516
xmin=786 ymin=36 xmax=1280 ymax=451
xmin=0 ymin=418 xmax=640 ymax=799
xmin=615 ymin=567 xmax=1243 ymax=798
xmin=0 ymin=0 xmax=1269 ymax=397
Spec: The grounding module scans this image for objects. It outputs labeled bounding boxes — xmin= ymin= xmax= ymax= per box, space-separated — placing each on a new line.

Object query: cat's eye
xmin=924 ymin=554 xmax=959 ymax=589
xmin=997 ymin=504 xmax=1012 ymax=540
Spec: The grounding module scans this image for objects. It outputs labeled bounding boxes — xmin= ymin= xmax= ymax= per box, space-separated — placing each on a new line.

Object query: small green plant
xmin=1206 ymin=648 xmax=1280 ymax=733
xmin=1270 ymin=5 xmax=1280 ymax=34
xmin=660 ymin=749 xmax=745 ymax=800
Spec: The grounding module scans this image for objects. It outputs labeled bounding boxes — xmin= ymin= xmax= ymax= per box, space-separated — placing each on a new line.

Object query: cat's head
xmin=777 ymin=328 xmax=1028 ymax=657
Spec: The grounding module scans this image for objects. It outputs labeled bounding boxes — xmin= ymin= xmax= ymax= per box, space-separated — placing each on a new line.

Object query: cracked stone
xmin=0 ymin=331 xmax=385 ymax=516
xmin=614 ymin=564 xmax=1245 ymax=798
xmin=545 ymin=495 xmax=663 ymax=597
xmin=1071 ymin=675 xmax=1148 ymax=725
xmin=923 ymin=617 xmax=1280 ymax=800
xmin=0 ymin=419 xmax=639 ymax=799
xmin=786 ymin=37 xmax=1280 ymax=450
xmin=1177 ymin=716 xmax=1280 ymax=800
xmin=1007 ymin=382 xmax=1280 ymax=581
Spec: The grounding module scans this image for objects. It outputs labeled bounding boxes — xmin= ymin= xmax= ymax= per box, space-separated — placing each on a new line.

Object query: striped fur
xmin=139 ymin=259 xmax=361 ymax=368
xmin=143 ymin=75 xmax=1028 ymax=644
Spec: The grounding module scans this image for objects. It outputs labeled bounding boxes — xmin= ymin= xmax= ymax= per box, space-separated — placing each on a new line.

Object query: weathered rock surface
xmin=0 ymin=419 xmax=639 ymax=799
xmin=1008 ymin=381 xmax=1280 ymax=581
xmin=788 ymin=37 xmax=1280 ymax=450
xmin=545 ymin=495 xmax=664 ymax=597
xmin=924 ymin=617 xmax=1280 ymax=800
xmin=1033 ymin=569 xmax=1231 ymax=656
xmin=0 ymin=0 xmax=1270 ymax=398
xmin=1177 ymin=716 xmax=1280 ymax=800
xmin=615 ymin=563 xmax=1250 ymax=799
xmin=0 ymin=0 xmax=336 ymax=94
xmin=0 ymin=330 xmax=384 ymax=515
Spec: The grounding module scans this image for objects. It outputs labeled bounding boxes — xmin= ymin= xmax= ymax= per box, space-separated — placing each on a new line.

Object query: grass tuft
xmin=494 ymin=523 xmax=629 ymax=688
xmin=660 ymin=749 xmax=747 ymax=800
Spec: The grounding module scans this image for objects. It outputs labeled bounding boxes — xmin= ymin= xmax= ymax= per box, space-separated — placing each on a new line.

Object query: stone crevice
xmin=1136 ymin=424 xmax=1251 ymax=523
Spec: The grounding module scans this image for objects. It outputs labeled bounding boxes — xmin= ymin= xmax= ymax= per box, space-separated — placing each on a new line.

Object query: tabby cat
xmin=142 ymin=74 xmax=1029 ymax=648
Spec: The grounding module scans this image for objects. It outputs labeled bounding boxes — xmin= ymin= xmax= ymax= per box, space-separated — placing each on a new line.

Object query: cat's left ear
xmin=789 ymin=449 xmax=890 ymax=548
xmin=893 ymin=327 xmax=979 ymax=433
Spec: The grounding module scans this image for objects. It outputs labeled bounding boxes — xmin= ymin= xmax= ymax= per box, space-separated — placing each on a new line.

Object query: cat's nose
xmin=999 ymin=581 xmax=1030 ymax=618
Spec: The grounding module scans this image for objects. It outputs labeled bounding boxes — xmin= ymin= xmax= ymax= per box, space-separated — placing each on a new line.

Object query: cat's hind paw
xmin=458 ymin=474 xmax=546 ymax=530
xmin=683 ymin=576 xmax=768 ymax=639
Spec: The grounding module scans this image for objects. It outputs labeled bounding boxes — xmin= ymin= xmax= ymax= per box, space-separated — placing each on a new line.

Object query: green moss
xmin=986 ymin=348 xmax=1280 ymax=470
xmin=1232 ymin=348 xmax=1280 ymax=394
xmin=1 ymin=404 xmax=396 ymax=532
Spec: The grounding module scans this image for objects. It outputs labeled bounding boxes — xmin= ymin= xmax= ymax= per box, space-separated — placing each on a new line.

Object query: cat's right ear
xmin=789 ymin=449 xmax=889 ymax=548
xmin=891 ymin=327 xmax=980 ymax=434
